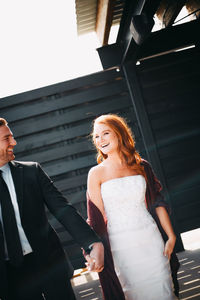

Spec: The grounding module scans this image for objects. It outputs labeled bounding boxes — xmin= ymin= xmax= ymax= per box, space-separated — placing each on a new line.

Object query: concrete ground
xmin=71 ymin=229 xmax=200 ymax=300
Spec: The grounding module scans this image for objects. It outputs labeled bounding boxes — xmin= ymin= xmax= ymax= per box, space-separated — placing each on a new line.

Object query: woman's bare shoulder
xmin=89 ymin=164 xmax=105 ymax=176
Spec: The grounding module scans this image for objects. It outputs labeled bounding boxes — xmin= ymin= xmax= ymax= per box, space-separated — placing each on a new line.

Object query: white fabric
xmin=101 ymin=175 xmax=175 ymax=300
xmin=0 ymin=164 xmax=32 ymax=258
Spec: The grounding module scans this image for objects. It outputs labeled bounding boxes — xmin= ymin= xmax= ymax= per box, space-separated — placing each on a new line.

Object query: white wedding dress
xmin=101 ymin=175 xmax=176 ymax=300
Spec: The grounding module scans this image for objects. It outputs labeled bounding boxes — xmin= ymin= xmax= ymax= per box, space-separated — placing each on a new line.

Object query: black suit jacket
xmin=0 ymin=160 xmax=100 ymax=296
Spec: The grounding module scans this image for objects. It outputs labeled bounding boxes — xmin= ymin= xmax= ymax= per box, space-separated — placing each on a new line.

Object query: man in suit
xmin=0 ymin=118 xmax=104 ymax=300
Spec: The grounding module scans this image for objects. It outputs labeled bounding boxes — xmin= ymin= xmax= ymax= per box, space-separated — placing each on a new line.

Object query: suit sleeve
xmin=36 ymin=163 xmax=101 ymax=251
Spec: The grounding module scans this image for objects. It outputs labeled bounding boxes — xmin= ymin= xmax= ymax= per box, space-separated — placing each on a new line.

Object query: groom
xmin=0 ymin=117 xmax=104 ymax=300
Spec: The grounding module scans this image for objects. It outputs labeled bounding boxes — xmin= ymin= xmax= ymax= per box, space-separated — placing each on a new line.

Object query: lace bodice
xmin=101 ymin=175 xmax=155 ymax=234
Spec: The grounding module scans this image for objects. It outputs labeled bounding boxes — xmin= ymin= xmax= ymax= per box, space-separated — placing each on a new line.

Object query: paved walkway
xmin=71 ymin=229 xmax=200 ymax=300
xmin=177 ymin=248 xmax=200 ymax=299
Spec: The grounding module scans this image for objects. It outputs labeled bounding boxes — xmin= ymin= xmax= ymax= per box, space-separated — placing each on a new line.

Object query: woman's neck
xmin=105 ymin=153 xmax=126 ymax=169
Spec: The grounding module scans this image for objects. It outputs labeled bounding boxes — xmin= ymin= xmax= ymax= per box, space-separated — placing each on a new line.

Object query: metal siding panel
xmin=16 ymin=140 xmax=92 ymax=162
xmin=1 ymin=79 xmax=127 ymax=123
xmin=136 ymin=47 xmax=200 ymax=235
xmin=6 ymin=95 xmax=128 ymax=140
xmin=0 ymin=69 xmax=123 ymax=107
xmin=0 ymin=67 xmax=140 ymax=269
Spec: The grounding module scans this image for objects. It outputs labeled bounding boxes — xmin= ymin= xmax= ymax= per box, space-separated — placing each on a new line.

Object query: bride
xmin=86 ymin=114 xmax=177 ymax=300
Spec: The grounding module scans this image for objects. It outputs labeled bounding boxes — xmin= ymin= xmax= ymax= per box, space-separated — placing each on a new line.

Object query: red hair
xmin=92 ymin=114 xmax=146 ymax=177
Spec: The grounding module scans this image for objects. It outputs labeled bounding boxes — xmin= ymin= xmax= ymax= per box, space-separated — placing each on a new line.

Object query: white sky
xmin=0 ymin=2 xmax=194 ymax=99
xmin=0 ymin=0 xmax=103 ymax=98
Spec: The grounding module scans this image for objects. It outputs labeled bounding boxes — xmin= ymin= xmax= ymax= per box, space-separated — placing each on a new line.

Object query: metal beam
xmin=97 ymin=19 xmax=200 ymax=68
xmin=137 ymin=19 xmax=199 ymax=61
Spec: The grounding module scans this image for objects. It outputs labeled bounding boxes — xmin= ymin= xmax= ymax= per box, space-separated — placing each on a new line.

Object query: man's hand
xmin=85 ymin=242 xmax=104 ymax=272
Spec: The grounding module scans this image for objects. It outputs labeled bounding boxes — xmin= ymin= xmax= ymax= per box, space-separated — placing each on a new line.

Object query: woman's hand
xmin=84 ymin=242 xmax=104 ymax=273
xmin=155 ymin=206 xmax=176 ymax=260
xmin=164 ymin=236 xmax=176 ymax=260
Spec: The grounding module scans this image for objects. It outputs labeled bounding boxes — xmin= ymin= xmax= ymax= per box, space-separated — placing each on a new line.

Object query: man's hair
xmin=0 ymin=118 xmax=8 ymax=126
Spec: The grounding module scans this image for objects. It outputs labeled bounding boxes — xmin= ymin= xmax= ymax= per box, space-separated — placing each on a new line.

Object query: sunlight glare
xmin=0 ymin=0 xmax=102 ymax=98
xmin=181 ymin=228 xmax=200 ymax=250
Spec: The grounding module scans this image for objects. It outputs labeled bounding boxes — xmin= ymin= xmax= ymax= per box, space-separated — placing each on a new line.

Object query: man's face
xmin=0 ymin=125 xmax=17 ymax=167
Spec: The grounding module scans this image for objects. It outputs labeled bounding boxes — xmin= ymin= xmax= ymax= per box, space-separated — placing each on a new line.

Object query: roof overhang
xmin=75 ymin=0 xmax=200 ymax=47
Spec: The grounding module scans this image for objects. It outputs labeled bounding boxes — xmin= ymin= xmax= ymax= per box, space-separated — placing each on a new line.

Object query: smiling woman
xmin=92 ymin=114 xmax=144 ymax=174
xmin=86 ymin=114 xmax=178 ymax=300
xmin=93 ymin=124 xmax=118 ymax=156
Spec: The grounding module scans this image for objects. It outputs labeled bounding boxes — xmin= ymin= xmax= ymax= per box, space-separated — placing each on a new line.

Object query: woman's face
xmin=93 ymin=122 xmax=119 ymax=155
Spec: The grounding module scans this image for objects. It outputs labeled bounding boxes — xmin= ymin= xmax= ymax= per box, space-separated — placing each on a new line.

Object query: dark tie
xmin=0 ymin=170 xmax=23 ymax=266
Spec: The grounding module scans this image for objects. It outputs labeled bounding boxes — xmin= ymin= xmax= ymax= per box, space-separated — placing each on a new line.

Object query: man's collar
xmin=0 ymin=163 xmax=9 ymax=173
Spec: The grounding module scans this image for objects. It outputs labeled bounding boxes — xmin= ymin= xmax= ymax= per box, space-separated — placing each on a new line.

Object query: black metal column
xmin=122 ymin=61 xmax=184 ymax=251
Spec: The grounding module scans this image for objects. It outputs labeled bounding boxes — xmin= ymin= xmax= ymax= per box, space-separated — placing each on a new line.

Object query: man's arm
xmin=36 ymin=163 xmax=104 ymax=262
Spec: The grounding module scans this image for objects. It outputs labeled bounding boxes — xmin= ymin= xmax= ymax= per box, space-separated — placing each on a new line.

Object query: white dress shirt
xmin=0 ymin=163 xmax=32 ymax=258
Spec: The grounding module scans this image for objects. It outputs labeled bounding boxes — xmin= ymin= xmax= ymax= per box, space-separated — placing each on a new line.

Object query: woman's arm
xmin=86 ymin=167 xmax=106 ymax=272
xmin=87 ymin=166 xmax=106 ymax=221
xmin=156 ymin=206 xmax=176 ymax=259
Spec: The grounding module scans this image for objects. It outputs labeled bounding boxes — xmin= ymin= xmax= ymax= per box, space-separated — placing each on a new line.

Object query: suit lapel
xmin=9 ymin=161 xmax=24 ymax=216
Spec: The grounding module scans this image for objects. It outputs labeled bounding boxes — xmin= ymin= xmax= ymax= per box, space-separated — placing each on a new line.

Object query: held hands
xmin=85 ymin=242 xmax=104 ymax=273
xmin=164 ymin=236 xmax=176 ymax=260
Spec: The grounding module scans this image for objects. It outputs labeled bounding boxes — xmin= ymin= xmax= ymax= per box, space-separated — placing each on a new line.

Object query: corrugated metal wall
xmin=0 ymin=68 xmax=144 ymax=268
xmin=135 ymin=47 xmax=200 ymax=234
